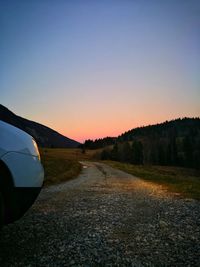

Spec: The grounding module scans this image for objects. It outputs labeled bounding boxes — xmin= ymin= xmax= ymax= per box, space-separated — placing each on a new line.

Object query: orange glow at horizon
xmin=1 ymin=0 xmax=199 ymax=142
xmin=57 ymin=112 xmax=199 ymax=143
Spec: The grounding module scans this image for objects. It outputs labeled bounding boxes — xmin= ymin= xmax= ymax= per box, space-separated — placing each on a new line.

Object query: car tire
xmin=0 ymin=191 xmax=4 ymax=229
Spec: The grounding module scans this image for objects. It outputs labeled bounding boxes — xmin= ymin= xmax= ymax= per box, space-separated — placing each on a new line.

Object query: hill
xmin=84 ymin=118 xmax=200 ymax=168
xmin=0 ymin=104 xmax=80 ymax=148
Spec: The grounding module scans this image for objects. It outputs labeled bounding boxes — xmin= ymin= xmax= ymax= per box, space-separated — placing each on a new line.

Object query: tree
xmin=158 ymin=144 xmax=166 ymax=165
xmin=101 ymin=149 xmax=110 ymax=160
xmin=131 ymin=141 xmax=143 ymax=164
xmin=120 ymin=142 xmax=132 ymax=163
xmin=183 ymin=136 xmax=193 ymax=167
xmin=111 ymin=143 xmax=119 ymax=161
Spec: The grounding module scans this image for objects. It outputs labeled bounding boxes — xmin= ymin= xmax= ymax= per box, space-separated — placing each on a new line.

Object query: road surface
xmin=0 ymin=162 xmax=199 ymax=266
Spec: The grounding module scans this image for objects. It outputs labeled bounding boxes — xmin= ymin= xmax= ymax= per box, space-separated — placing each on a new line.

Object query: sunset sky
xmin=1 ymin=0 xmax=200 ymax=142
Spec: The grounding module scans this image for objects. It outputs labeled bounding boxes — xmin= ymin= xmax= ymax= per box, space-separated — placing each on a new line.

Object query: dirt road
xmin=0 ymin=162 xmax=199 ymax=266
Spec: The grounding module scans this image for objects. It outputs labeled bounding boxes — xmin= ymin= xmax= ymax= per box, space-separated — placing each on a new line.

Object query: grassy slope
xmin=39 ymin=148 xmax=200 ymax=200
xmin=40 ymin=148 xmax=97 ymax=186
xmin=105 ymin=161 xmax=200 ymax=200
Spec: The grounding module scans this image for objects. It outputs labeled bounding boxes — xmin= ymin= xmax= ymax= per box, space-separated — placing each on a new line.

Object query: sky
xmin=1 ymin=0 xmax=200 ymax=142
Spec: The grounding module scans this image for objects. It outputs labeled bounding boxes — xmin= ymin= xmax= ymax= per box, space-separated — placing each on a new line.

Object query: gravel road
xmin=0 ymin=162 xmax=199 ymax=267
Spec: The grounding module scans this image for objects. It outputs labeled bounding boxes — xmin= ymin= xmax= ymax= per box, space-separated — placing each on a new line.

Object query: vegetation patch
xmin=40 ymin=148 xmax=84 ymax=186
xmin=83 ymin=118 xmax=200 ymax=169
xmin=105 ymin=161 xmax=200 ymax=200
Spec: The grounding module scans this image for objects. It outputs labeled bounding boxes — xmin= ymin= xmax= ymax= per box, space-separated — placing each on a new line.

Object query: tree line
xmin=82 ymin=118 xmax=200 ymax=169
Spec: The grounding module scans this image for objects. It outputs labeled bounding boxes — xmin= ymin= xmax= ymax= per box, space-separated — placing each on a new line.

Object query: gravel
xmin=0 ymin=161 xmax=199 ymax=267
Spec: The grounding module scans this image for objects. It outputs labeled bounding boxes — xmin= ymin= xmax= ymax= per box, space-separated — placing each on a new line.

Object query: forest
xmin=82 ymin=118 xmax=200 ymax=169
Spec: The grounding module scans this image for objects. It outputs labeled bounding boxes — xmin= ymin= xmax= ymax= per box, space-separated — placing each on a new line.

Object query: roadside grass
xmin=39 ymin=148 xmax=98 ymax=186
xmin=105 ymin=161 xmax=200 ymax=200
xmin=41 ymin=148 xmax=98 ymax=161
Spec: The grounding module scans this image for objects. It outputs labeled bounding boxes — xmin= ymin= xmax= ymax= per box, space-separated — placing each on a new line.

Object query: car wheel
xmin=0 ymin=191 xmax=4 ymax=228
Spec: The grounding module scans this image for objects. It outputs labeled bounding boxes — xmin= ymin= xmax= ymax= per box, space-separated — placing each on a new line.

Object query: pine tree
xmin=131 ymin=141 xmax=143 ymax=164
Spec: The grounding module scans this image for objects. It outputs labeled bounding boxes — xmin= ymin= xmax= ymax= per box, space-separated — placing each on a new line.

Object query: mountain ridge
xmin=83 ymin=117 xmax=200 ymax=168
xmin=0 ymin=104 xmax=80 ymax=148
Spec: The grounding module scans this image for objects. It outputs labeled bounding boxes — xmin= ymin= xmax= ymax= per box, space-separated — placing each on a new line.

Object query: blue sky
xmin=1 ymin=0 xmax=200 ymax=141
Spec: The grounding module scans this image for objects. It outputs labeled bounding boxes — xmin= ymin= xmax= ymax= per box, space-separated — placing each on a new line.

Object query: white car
xmin=0 ymin=120 xmax=44 ymax=227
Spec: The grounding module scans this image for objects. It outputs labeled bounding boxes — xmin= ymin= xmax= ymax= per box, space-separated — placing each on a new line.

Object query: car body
xmin=0 ymin=120 xmax=44 ymax=226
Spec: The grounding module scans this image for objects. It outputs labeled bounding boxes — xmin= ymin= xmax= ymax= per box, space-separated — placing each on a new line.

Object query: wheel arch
xmin=0 ymin=159 xmax=16 ymax=224
xmin=0 ymin=159 xmax=14 ymax=191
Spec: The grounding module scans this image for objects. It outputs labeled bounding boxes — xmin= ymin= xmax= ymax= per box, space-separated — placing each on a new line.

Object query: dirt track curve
xmin=0 ymin=162 xmax=199 ymax=267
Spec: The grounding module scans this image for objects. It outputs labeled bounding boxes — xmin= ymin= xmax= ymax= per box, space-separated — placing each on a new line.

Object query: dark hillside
xmin=84 ymin=118 xmax=200 ymax=169
xmin=0 ymin=104 xmax=80 ymax=148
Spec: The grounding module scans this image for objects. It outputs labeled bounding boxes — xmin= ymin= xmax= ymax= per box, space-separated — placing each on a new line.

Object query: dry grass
xmin=105 ymin=161 xmax=200 ymax=200
xmin=39 ymin=148 xmax=200 ymax=200
xmin=39 ymin=148 xmax=98 ymax=186
xmin=41 ymin=148 xmax=99 ymax=161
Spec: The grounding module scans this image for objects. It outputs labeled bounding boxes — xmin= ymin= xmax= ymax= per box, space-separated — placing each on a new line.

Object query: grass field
xmin=40 ymin=148 xmax=97 ymax=186
xmin=105 ymin=161 xmax=200 ymax=200
xmin=39 ymin=148 xmax=200 ymax=200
